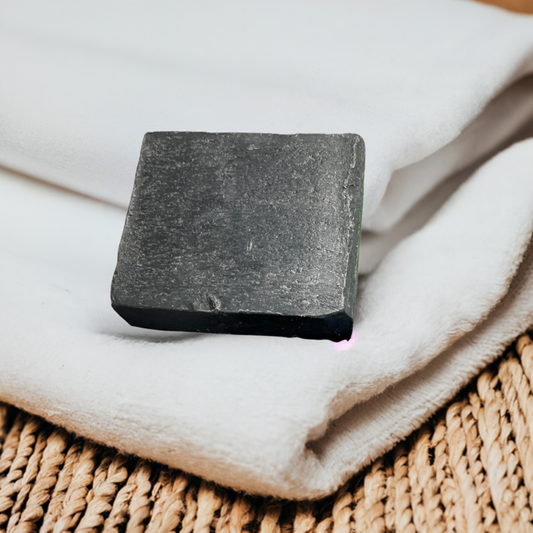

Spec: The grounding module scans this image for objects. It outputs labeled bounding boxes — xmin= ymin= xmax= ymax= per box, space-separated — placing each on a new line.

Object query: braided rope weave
xmin=2 ymin=334 xmax=533 ymax=532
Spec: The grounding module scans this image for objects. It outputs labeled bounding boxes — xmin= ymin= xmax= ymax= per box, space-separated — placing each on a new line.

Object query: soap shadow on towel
xmin=102 ymin=327 xmax=206 ymax=344
xmin=97 ymin=312 xmax=207 ymax=344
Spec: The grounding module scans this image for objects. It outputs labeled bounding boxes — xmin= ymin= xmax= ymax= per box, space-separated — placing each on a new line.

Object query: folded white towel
xmin=1 ymin=0 xmax=533 ymax=499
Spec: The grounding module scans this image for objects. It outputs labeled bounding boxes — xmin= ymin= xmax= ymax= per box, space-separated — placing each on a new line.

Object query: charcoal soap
xmin=111 ymin=132 xmax=364 ymax=342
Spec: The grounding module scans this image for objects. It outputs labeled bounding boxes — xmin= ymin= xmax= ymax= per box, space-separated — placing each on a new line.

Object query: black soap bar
xmin=111 ymin=132 xmax=364 ymax=342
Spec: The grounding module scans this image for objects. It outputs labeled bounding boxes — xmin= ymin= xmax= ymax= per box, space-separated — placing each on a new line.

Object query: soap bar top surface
xmin=112 ymin=132 xmax=364 ymax=341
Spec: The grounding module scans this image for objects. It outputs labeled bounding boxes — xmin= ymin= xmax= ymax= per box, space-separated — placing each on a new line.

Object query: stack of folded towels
xmin=1 ymin=0 xmax=533 ymax=499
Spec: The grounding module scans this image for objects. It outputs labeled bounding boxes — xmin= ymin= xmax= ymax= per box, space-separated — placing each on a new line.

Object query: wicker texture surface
xmin=0 ymin=334 xmax=532 ymax=532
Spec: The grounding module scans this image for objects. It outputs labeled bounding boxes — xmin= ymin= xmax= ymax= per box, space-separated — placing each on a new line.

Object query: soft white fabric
xmin=1 ymin=0 xmax=533 ymax=499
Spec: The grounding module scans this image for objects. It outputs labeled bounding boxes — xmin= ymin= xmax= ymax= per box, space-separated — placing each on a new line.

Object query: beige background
xmin=478 ymin=0 xmax=533 ymax=14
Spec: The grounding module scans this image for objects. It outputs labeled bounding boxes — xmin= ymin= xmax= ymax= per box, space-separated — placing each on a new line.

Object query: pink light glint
xmin=333 ymin=329 xmax=356 ymax=351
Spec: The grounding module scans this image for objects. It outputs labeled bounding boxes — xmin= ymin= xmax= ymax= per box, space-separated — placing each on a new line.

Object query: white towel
xmin=1 ymin=0 xmax=533 ymax=499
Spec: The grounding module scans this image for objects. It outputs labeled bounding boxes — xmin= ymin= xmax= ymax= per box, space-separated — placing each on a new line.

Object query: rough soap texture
xmin=111 ymin=132 xmax=364 ymax=341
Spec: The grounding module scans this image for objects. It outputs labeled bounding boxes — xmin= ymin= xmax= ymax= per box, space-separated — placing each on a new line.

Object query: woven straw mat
xmin=1 ymin=333 xmax=533 ymax=532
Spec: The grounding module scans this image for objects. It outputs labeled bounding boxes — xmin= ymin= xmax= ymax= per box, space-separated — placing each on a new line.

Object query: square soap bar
xmin=111 ymin=132 xmax=364 ymax=341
